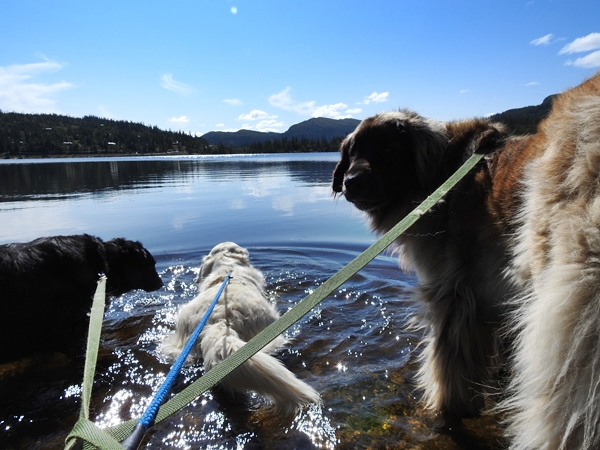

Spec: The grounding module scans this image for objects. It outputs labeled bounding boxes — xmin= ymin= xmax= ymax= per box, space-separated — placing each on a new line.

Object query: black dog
xmin=0 ymin=234 xmax=163 ymax=363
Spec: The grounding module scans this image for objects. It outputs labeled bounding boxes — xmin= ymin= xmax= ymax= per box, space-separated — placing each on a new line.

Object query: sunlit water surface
xmin=0 ymin=154 xmax=503 ymax=449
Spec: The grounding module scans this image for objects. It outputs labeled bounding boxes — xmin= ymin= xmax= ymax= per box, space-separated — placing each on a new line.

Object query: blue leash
xmin=122 ymin=272 xmax=232 ymax=450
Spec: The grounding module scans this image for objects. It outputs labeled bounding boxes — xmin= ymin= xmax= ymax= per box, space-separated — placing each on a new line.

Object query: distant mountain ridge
xmin=203 ymin=95 xmax=557 ymax=148
xmin=202 ymin=117 xmax=361 ymax=147
xmin=488 ymin=94 xmax=556 ymax=135
xmin=1 ymin=95 xmax=558 ymax=158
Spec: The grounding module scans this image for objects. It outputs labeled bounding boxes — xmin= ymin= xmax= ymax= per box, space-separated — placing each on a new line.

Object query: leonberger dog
xmin=332 ymin=72 xmax=600 ymax=448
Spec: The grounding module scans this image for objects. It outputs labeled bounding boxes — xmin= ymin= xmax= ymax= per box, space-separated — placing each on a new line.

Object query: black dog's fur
xmin=0 ymin=234 xmax=163 ymax=363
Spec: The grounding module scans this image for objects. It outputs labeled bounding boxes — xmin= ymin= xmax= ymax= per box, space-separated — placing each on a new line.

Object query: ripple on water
xmin=0 ymin=244 xmax=505 ymax=449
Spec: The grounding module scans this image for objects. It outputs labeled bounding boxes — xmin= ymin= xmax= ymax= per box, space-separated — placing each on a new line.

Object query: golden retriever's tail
xmin=200 ymin=321 xmax=321 ymax=415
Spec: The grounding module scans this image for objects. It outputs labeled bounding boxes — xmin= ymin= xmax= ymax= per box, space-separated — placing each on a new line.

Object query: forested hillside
xmin=1 ymin=93 xmax=556 ymax=159
xmin=0 ymin=112 xmax=349 ymax=158
xmin=488 ymin=95 xmax=556 ymax=135
xmin=0 ymin=112 xmax=211 ymax=157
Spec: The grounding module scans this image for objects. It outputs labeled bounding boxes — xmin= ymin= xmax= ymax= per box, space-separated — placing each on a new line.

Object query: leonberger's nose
xmin=344 ymin=173 xmax=368 ymax=194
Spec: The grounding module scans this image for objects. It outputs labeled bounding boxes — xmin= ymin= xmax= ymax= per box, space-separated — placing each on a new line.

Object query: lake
xmin=0 ymin=153 xmax=502 ymax=449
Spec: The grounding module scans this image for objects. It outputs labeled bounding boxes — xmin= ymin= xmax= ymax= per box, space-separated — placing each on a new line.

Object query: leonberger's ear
xmin=332 ymin=137 xmax=351 ymax=193
xmin=400 ymin=118 xmax=448 ymax=190
xmin=469 ymin=123 xmax=506 ymax=155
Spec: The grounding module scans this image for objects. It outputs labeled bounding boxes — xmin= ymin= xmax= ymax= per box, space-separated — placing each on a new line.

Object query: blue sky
xmin=1 ymin=0 xmax=599 ymax=136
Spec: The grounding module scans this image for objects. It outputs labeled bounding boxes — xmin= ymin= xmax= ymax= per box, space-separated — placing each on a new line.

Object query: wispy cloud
xmin=160 ymin=73 xmax=193 ymax=95
xmin=312 ymin=103 xmax=351 ymax=119
xmin=168 ymin=115 xmax=190 ymax=123
xmin=530 ymin=34 xmax=554 ymax=46
xmin=0 ymin=59 xmax=73 ymax=113
xmin=363 ymin=91 xmax=389 ymax=104
xmin=253 ymin=119 xmax=285 ymax=132
xmin=269 ymin=87 xmax=360 ymax=119
xmin=526 ymin=81 xmax=539 ymax=86
xmin=459 ymin=89 xmax=470 ymax=94
xmin=559 ymin=33 xmax=600 ymax=68
xmin=236 ymin=109 xmax=284 ymax=132
xmin=223 ymin=98 xmax=243 ymax=106
xmin=269 ymin=87 xmax=316 ymax=115
xmin=565 ymin=50 xmax=600 ymax=68
xmin=559 ymin=32 xmax=600 ymax=54
xmin=237 ymin=109 xmax=277 ymax=121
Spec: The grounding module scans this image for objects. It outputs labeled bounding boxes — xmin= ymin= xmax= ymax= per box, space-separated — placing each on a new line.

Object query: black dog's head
xmin=332 ymin=110 xmax=448 ymax=215
xmin=104 ymin=238 xmax=163 ymax=296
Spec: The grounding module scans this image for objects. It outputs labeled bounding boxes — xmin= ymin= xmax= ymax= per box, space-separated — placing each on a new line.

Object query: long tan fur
xmin=499 ymin=73 xmax=600 ymax=449
xmin=332 ymin=70 xmax=600 ymax=448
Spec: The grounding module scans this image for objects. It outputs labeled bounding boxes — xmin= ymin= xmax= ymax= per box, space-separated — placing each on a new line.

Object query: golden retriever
xmin=333 ymin=71 xmax=600 ymax=448
xmin=162 ymin=242 xmax=320 ymax=415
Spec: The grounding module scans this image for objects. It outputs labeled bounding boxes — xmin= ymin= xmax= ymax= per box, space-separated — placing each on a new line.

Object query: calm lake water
xmin=0 ymin=153 xmax=503 ymax=449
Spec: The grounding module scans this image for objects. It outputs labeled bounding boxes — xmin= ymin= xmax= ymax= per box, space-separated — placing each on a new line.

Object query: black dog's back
xmin=0 ymin=234 xmax=162 ymax=363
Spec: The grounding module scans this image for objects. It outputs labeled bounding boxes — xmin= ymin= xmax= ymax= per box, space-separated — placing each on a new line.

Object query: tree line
xmin=0 ymin=111 xmax=343 ymax=158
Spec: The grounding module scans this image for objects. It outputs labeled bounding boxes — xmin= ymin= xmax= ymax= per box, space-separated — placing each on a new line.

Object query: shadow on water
xmin=0 ymin=245 xmax=505 ymax=449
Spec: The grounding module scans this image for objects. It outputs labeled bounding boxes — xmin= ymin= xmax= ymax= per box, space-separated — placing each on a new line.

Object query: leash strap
xmin=121 ymin=273 xmax=232 ymax=450
xmin=65 ymin=151 xmax=484 ymax=449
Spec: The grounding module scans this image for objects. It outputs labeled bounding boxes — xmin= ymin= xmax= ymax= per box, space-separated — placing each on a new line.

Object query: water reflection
xmin=0 ymin=154 xmax=365 ymax=251
xmin=0 ymin=154 xmax=337 ymax=203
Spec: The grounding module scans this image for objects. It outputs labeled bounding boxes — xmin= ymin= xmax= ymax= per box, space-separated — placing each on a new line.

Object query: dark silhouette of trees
xmin=0 ymin=112 xmax=211 ymax=157
xmin=0 ymin=111 xmax=344 ymax=158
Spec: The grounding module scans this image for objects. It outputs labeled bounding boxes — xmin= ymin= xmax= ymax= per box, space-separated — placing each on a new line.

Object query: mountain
xmin=203 ymin=94 xmax=557 ymax=149
xmin=0 ymin=112 xmax=210 ymax=157
xmin=202 ymin=117 xmax=361 ymax=147
xmin=1 ymin=95 xmax=559 ymax=158
xmin=488 ymin=94 xmax=557 ymax=135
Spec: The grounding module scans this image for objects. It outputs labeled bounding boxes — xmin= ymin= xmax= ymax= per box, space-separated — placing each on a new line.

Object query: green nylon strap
xmin=82 ymin=277 xmax=106 ymax=421
xmin=65 ymin=277 xmax=110 ymax=450
xmin=65 ymin=151 xmax=484 ymax=449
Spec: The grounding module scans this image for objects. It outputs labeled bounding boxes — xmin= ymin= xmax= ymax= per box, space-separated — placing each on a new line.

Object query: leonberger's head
xmin=332 ymin=110 xmax=448 ymax=216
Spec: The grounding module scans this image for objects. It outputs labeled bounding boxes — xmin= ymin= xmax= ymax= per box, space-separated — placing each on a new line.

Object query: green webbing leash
xmin=65 ymin=151 xmax=485 ymax=449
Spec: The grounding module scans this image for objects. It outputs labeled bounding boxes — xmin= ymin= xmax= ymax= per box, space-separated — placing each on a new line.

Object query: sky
xmin=1 ymin=0 xmax=599 ymax=137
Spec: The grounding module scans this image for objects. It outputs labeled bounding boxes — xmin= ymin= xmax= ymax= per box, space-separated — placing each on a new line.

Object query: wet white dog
xmin=162 ymin=242 xmax=320 ymax=415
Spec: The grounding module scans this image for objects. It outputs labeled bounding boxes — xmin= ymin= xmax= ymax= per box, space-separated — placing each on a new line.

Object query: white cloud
xmin=222 ymin=98 xmax=243 ymax=106
xmin=160 ymin=73 xmax=193 ymax=95
xmin=346 ymin=108 xmax=363 ymax=115
xmin=237 ymin=109 xmax=277 ymax=121
xmin=530 ymin=34 xmax=554 ymax=46
xmin=268 ymin=87 xmax=360 ymax=119
xmin=565 ymin=50 xmax=600 ymax=68
xmin=255 ymin=119 xmax=285 ymax=132
xmin=0 ymin=59 xmax=73 ymax=113
xmin=168 ymin=115 xmax=190 ymax=123
xmin=526 ymin=81 xmax=539 ymax=86
xmin=363 ymin=91 xmax=389 ymax=104
xmin=459 ymin=89 xmax=470 ymax=94
xmin=269 ymin=87 xmax=316 ymax=115
xmin=312 ymin=103 xmax=352 ymax=119
xmin=559 ymin=32 xmax=600 ymax=54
